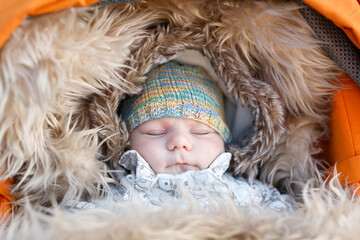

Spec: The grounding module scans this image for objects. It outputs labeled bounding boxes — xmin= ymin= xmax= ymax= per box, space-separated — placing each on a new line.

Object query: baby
xmin=107 ymin=61 xmax=296 ymax=211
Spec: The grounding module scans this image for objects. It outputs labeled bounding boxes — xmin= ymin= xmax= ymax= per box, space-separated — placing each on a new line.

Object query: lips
xmin=166 ymin=162 xmax=190 ymax=169
xmin=174 ymin=163 xmax=190 ymax=166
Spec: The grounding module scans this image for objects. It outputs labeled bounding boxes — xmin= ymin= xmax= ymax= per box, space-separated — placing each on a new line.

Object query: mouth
xmin=165 ymin=163 xmax=190 ymax=169
xmin=168 ymin=154 xmax=190 ymax=166
xmin=174 ymin=163 xmax=190 ymax=166
xmin=164 ymin=155 xmax=198 ymax=173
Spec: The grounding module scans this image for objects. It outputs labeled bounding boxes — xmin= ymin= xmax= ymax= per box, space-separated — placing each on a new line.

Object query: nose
xmin=166 ymin=131 xmax=192 ymax=151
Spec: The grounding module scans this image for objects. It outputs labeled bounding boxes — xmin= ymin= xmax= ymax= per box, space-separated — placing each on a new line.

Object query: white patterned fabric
xmin=102 ymin=150 xmax=296 ymax=212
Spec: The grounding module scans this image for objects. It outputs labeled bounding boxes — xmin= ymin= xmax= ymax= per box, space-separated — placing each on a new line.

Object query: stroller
xmin=0 ymin=0 xmax=360 ymax=239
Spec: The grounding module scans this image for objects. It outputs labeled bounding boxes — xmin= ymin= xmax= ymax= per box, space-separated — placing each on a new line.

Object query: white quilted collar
xmin=118 ymin=150 xmax=232 ymax=186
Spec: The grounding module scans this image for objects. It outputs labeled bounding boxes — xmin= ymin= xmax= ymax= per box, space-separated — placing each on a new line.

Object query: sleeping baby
xmin=103 ymin=61 xmax=296 ymax=212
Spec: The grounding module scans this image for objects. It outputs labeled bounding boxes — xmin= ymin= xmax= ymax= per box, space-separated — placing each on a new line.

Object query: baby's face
xmin=129 ymin=117 xmax=225 ymax=174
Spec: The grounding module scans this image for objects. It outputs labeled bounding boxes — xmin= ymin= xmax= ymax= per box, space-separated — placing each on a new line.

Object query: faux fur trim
xmin=2 ymin=183 xmax=359 ymax=240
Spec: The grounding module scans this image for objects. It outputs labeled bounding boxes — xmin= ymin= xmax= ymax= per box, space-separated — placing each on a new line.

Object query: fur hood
xmin=1 ymin=0 xmax=356 ymax=239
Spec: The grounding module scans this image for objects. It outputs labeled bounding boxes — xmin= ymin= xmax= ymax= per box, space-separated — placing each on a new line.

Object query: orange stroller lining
xmin=328 ymin=74 xmax=360 ymax=193
xmin=0 ymin=179 xmax=13 ymax=221
xmin=0 ymin=0 xmax=99 ymax=48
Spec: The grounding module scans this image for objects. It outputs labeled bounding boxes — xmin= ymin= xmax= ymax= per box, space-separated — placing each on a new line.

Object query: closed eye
xmin=193 ymin=132 xmax=209 ymax=135
xmin=191 ymin=130 xmax=212 ymax=135
xmin=144 ymin=130 xmax=166 ymax=136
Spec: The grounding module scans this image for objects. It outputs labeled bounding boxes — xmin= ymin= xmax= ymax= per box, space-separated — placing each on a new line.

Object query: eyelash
xmin=145 ymin=131 xmax=166 ymax=136
xmin=191 ymin=130 xmax=211 ymax=135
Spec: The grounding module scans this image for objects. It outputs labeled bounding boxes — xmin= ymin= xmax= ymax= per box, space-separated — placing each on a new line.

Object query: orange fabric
xmin=328 ymin=156 xmax=360 ymax=185
xmin=327 ymin=74 xmax=360 ymax=194
xmin=0 ymin=0 xmax=100 ymax=49
xmin=303 ymin=0 xmax=360 ymax=49
xmin=0 ymin=179 xmax=13 ymax=220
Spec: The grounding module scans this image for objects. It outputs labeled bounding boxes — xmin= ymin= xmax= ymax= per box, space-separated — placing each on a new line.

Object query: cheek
xmin=195 ymin=138 xmax=225 ymax=168
xmin=132 ymin=141 xmax=153 ymax=159
xmin=129 ymin=137 xmax=166 ymax=172
xmin=207 ymin=142 xmax=225 ymax=159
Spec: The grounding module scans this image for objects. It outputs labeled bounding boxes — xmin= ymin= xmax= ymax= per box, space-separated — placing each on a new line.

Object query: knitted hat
xmin=121 ymin=61 xmax=231 ymax=143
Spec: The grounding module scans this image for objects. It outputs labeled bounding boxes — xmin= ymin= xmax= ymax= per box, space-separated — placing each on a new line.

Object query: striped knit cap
xmin=121 ymin=61 xmax=231 ymax=143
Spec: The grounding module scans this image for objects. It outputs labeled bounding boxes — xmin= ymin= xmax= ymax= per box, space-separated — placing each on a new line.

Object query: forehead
xmin=137 ymin=117 xmax=212 ymax=129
